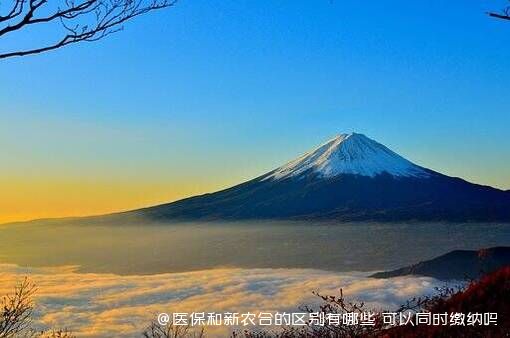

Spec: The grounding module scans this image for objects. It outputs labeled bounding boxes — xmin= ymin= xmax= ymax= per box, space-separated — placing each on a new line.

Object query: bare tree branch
xmin=489 ymin=12 xmax=510 ymax=21
xmin=0 ymin=277 xmax=76 ymax=338
xmin=488 ymin=1 xmax=510 ymax=21
xmin=0 ymin=277 xmax=36 ymax=338
xmin=0 ymin=0 xmax=26 ymax=23
xmin=0 ymin=0 xmax=177 ymax=59
xmin=142 ymin=320 xmax=206 ymax=338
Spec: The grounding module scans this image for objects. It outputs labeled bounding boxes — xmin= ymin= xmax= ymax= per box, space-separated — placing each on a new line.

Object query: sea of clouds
xmin=0 ymin=264 xmax=443 ymax=337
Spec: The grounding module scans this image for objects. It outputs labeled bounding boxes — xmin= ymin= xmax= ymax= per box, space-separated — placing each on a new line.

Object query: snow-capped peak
xmin=265 ymin=133 xmax=430 ymax=180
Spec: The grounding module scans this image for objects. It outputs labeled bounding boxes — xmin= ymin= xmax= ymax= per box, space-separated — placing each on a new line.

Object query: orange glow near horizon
xmin=0 ymin=177 xmax=230 ymax=224
xmin=2 ymin=165 xmax=509 ymax=224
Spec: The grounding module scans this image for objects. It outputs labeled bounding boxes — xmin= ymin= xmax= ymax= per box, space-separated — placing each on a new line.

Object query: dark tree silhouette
xmin=238 ymin=267 xmax=510 ymax=337
xmin=0 ymin=277 xmax=36 ymax=337
xmin=488 ymin=1 xmax=510 ymax=21
xmin=142 ymin=320 xmax=205 ymax=338
xmin=0 ymin=0 xmax=176 ymax=59
xmin=0 ymin=278 xmax=75 ymax=338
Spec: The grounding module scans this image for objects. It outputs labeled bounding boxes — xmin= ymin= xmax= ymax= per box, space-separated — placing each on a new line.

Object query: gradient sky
xmin=1 ymin=0 xmax=509 ymax=223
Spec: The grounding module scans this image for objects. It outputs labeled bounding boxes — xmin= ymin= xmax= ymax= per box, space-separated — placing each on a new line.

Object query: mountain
xmin=264 ymin=133 xmax=430 ymax=180
xmin=371 ymin=247 xmax=510 ymax=280
xmin=130 ymin=132 xmax=510 ymax=222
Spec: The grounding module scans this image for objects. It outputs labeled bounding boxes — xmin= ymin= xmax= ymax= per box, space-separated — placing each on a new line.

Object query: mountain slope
xmin=131 ymin=133 xmax=510 ymax=222
xmin=371 ymin=247 xmax=510 ymax=280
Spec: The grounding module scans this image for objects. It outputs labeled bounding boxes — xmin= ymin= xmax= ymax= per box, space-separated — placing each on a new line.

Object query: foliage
xmin=237 ymin=267 xmax=510 ymax=338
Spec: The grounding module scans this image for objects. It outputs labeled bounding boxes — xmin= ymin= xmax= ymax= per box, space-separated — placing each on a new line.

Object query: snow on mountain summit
xmin=265 ymin=133 xmax=430 ymax=180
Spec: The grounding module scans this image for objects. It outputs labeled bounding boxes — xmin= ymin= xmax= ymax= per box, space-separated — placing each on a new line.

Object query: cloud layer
xmin=0 ymin=264 xmax=442 ymax=337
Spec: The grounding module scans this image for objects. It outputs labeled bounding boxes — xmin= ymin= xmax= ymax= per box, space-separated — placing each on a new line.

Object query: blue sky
xmin=1 ymin=0 xmax=509 ymax=221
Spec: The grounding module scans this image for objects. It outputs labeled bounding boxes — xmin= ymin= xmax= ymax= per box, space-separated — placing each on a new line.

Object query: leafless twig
xmin=0 ymin=0 xmax=177 ymax=59
xmin=488 ymin=1 xmax=510 ymax=21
